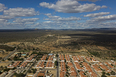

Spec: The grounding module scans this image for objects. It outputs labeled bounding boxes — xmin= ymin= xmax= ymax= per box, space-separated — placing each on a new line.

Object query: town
xmin=0 ymin=50 xmax=116 ymax=77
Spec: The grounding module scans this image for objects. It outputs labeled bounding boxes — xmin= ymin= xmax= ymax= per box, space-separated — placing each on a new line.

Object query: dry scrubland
xmin=0 ymin=29 xmax=116 ymax=60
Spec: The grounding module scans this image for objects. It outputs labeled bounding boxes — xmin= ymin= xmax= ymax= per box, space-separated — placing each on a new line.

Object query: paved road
xmin=2 ymin=47 xmax=17 ymax=61
xmin=71 ymin=56 xmax=80 ymax=77
xmin=57 ymin=54 xmax=59 ymax=77
xmin=83 ymin=57 xmax=100 ymax=77
xmin=24 ymin=59 xmax=36 ymax=75
xmin=0 ymin=44 xmax=15 ymax=47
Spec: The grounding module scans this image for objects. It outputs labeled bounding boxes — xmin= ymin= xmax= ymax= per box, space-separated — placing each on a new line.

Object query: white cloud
xmin=88 ymin=0 xmax=100 ymax=2
xmin=101 ymin=5 xmax=107 ymax=8
xmin=0 ymin=18 xmax=40 ymax=29
xmin=45 ymin=13 xmax=51 ymax=16
xmin=75 ymin=0 xmax=100 ymax=2
xmin=87 ymin=15 xmax=116 ymax=23
xmin=57 ymin=17 xmax=81 ymax=21
xmin=24 ymin=22 xmax=34 ymax=25
xmin=99 ymin=22 xmax=116 ymax=28
xmin=34 ymin=23 xmax=40 ymax=26
xmin=0 ymin=19 xmax=7 ymax=22
xmin=0 ymin=15 xmax=13 ymax=19
xmin=84 ymin=12 xmax=110 ymax=17
xmin=0 ymin=5 xmax=41 ymax=29
xmin=4 ymin=8 xmax=39 ymax=17
xmin=40 ymin=0 xmax=107 ymax=13
xmin=13 ymin=18 xmax=39 ymax=23
xmin=39 ymin=13 xmax=83 ymax=29
xmin=40 ymin=14 xmax=116 ymax=29
xmin=0 ymin=3 xmax=7 ymax=12
xmin=43 ymin=21 xmax=52 ymax=23
xmin=45 ymin=13 xmax=81 ymax=21
xmin=40 ymin=21 xmax=86 ymax=29
xmin=7 ymin=18 xmax=40 ymax=28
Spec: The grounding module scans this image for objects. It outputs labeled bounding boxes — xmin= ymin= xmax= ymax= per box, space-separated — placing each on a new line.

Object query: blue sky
xmin=0 ymin=0 xmax=116 ymax=29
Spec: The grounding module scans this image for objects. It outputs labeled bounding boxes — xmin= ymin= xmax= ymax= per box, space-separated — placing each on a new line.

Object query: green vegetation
xmin=14 ymin=73 xmax=25 ymax=77
xmin=110 ymin=71 xmax=116 ymax=75
xmin=28 ymin=68 xmax=37 ymax=73
xmin=0 ymin=45 xmax=15 ymax=51
xmin=0 ymin=71 xmax=2 ymax=74
xmin=0 ymin=30 xmax=48 ymax=43
xmin=56 ymin=54 xmax=58 ymax=57
xmin=106 ymin=73 xmax=110 ymax=76
xmin=27 ymin=70 xmax=31 ymax=73
xmin=55 ymin=61 xmax=58 ymax=66
xmin=13 ymin=56 xmax=24 ymax=61
xmin=32 ymin=51 xmax=48 ymax=55
xmin=89 ymin=51 xmax=100 ymax=57
xmin=101 ymin=72 xmax=107 ymax=77
xmin=0 ymin=30 xmax=116 ymax=60
xmin=88 ymin=49 xmax=116 ymax=60
xmin=20 ymin=50 xmax=29 ymax=52
xmin=3 ymin=68 xmax=10 ymax=72
xmin=32 ymin=69 xmax=37 ymax=73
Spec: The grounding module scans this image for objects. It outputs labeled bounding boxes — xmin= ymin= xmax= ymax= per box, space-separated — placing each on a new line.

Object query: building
xmin=45 ymin=62 xmax=54 ymax=68
xmin=35 ymin=61 xmax=45 ymax=68
xmin=7 ymin=61 xmax=21 ymax=68
xmin=20 ymin=61 xmax=27 ymax=68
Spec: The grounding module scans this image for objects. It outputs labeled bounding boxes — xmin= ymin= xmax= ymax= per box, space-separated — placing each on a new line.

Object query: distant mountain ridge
xmin=0 ymin=28 xmax=116 ymax=32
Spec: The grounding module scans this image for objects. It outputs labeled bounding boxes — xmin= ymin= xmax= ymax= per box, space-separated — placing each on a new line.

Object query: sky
xmin=0 ymin=0 xmax=116 ymax=29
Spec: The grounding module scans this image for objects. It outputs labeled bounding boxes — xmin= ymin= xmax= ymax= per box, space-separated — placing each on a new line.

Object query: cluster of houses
xmin=32 ymin=70 xmax=52 ymax=77
xmin=0 ymin=52 xmax=116 ymax=77
xmin=59 ymin=54 xmax=116 ymax=77
xmin=7 ymin=61 xmax=21 ymax=68
xmin=7 ymin=54 xmax=37 ymax=69
xmin=0 ymin=54 xmax=37 ymax=77
xmin=0 ymin=70 xmax=15 ymax=77
xmin=35 ymin=54 xmax=55 ymax=69
xmin=59 ymin=54 xmax=78 ymax=77
xmin=32 ymin=54 xmax=56 ymax=77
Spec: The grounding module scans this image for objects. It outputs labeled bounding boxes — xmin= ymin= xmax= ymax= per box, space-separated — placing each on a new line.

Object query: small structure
xmin=7 ymin=61 xmax=21 ymax=68
xmin=48 ymin=53 xmax=53 ymax=56
xmin=46 ymin=73 xmax=52 ymax=77
xmin=37 ymin=70 xmax=46 ymax=77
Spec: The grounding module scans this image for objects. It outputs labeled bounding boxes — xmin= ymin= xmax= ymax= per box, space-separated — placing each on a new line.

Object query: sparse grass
xmin=0 ymin=30 xmax=116 ymax=60
xmin=0 ymin=45 xmax=15 ymax=51
xmin=20 ymin=50 xmax=29 ymax=52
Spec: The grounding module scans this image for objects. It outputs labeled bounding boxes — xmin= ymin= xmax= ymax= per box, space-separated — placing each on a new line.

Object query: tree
xmin=0 ymin=66 xmax=3 ymax=68
xmin=111 ymin=71 xmax=115 ymax=75
xmin=56 ymin=54 xmax=58 ymax=57
xmin=0 ymin=71 xmax=2 ymax=74
xmin=3 ymin=68 xmax=10 ymax=72
xmin=55 ymin=61 xmax=58 ymax=66
xmin=28 ymin=70 xmax=31 ymax=73
xmin=66 ymin=65 xmax=69 ymax=69
xmin=106 ymin=73 xmax=110 ymax=76
xmin=8 ymin=58 xmax=11 ymax=60
xmin=14 ymin=73 xmax=25 ymax=77
xmin=101 ymin=74 xmax=107 ymax=77
xmin=32 ymin=69 xmax=37 ymax=73
xmin=101 ymin=72 xmax=107 ymax=77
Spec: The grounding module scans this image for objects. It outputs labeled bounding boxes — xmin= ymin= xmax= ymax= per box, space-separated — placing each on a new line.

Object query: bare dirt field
xmin=0 ymin=62 xmax=11 ymax=67
xmin=0 ymin=52 xmax=10 ymax=59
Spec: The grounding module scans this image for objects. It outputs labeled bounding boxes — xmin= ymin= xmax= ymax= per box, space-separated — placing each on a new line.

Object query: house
xmin=45 ymin=62 xmax=54 ymax=68
xmin=35 ymin=61 xmax=45 ymax=68
xmin=72 ymin=56 xmax=78 ymax=62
